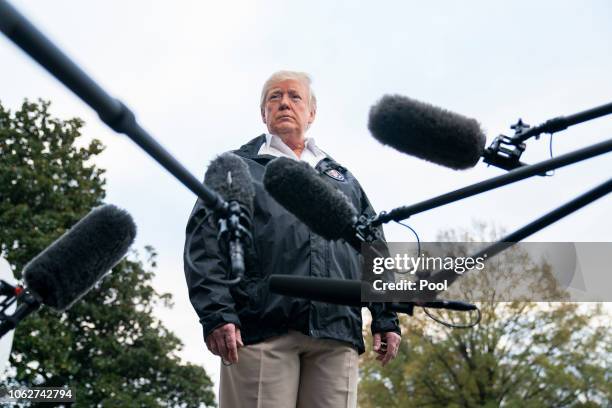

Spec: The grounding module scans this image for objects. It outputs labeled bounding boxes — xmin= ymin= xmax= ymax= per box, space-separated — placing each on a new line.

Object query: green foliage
xmin=359 ymin=226 xmax=611 ymax=407
xmin=0 ymin=99 xmax=105 ymax=270
xmin=0 ymin=100 xmax=216 ymax=407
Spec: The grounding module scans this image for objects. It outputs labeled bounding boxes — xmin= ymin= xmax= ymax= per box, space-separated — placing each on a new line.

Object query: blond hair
xmin=260 ymin=70 xmax=317 ymax=113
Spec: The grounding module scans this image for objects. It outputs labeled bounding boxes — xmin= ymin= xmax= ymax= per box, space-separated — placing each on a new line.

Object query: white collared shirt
xmin=258 ymin=133 xmax=327 ymax=168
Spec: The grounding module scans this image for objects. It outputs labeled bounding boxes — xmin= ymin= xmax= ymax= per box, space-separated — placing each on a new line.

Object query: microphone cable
xmin=385 ymin=216 xmax=482 ymax=329
xmin=545 ymin=133 xmax=556 ymax=177
xmin=421 ymin=304 xmax=481 ymax=329
xmin=393 ymin=218 xmax=421 ymax=271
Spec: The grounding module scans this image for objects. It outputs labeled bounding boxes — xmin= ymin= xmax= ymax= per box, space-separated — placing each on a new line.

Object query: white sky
xmin=2 ymin=0 xmax=611 ymax=396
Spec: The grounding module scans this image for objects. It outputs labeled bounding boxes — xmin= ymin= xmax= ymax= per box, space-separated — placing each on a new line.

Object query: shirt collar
xmin=265 ymin=133 xmax=319 ymax=156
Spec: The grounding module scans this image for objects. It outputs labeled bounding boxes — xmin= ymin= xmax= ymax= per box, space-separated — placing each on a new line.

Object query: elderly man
xmin=184 ymin=70 xmax=401 ymax=407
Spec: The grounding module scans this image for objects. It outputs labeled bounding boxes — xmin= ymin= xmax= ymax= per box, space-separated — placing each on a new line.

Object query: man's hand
xmin=206 ymin=323 xmax=244 ymax=364
xmin=373 ymin=331 xmax=401 ymax=366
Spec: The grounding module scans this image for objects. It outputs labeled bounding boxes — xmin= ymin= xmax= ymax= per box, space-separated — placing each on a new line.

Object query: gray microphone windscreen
xmin=368 ymin=94 xmax=486 ymax=170
xmin=204 ymin=153 xmax=255 ymax=215
xmin=263 ymin=157 xmax=357 ymax=240
xmin=23 ymin=204 xmax=136 ymax=311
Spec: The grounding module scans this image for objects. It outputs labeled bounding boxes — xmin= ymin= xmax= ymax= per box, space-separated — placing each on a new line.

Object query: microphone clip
xmin=0 ymin=283 xmax=41 ymax=339
xmin=216 ymin=201 xmax=253 ymax=285
xmin=483 ymin=138 xmax=526 ymax=172
xmin=483 ymin=118 xmax=532 ymax=171
xmin=0 ymin=280 xmax=20 ymax=318
xmin=354 ymin=214 xmax=383 ymax=244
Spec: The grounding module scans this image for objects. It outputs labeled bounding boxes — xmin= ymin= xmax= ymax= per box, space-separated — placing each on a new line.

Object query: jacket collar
xmin=232 ymin=134 xmax=275 ymax=161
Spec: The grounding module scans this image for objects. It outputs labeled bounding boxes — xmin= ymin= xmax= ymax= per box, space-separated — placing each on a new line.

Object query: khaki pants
xmin=219 ymin=330 xmax=359 ymax=408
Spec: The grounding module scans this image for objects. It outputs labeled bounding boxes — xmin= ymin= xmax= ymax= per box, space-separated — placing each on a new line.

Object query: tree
xmin=359 ymin=226 xmax=611 ymax=407
xmin=0 ymin=100 xmax=216 ymax=407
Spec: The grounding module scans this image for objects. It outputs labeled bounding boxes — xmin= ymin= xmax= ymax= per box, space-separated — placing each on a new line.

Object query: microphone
xmin=269 ymin=275 xmax=477 ymax=314
xmin=263 ymin=157 xmax=368 ymax=249
xmin=0 ymin=204 xmax=136 ymax=337
xmin=204 ymin=153 xmax=255 ymax=280
xmin=368 ymin=94 xmax=487 ymax=170
xmin=270 ymin=275 xmax=363 ymax=307
xmin=23 ymin=204 xmax=136 ymax=310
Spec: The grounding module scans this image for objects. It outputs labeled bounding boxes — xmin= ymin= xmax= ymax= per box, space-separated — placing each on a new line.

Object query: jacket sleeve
xmin=358 ymin=185 xmax=402 ymax=336
xmin=183 ymin=199 xmax=241 ymax=341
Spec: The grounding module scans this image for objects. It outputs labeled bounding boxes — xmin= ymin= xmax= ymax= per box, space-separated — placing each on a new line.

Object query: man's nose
xmin=279 ymin=94 xmax=290 ymax=109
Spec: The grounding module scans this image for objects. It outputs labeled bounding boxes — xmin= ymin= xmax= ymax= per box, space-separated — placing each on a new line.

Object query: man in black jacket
xmin=184 ymin=70 xmax=401 ymax=407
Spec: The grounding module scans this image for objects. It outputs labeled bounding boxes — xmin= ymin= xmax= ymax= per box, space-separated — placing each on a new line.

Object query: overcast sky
xmin=2 ymin=0 xmax=611 ymax=395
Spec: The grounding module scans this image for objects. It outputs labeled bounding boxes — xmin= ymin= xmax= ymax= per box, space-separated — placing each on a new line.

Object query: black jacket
xmin=183 ymin=134 xmax=400 ymax=354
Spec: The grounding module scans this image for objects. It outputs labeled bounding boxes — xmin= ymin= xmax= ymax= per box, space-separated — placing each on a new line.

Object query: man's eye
xmin=292 ymin=95 xmax=302 ymax=100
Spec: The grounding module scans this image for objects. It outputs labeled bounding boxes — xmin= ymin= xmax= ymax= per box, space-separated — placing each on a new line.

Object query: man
xmin=184 ymin=71 xmax=401 ymax=407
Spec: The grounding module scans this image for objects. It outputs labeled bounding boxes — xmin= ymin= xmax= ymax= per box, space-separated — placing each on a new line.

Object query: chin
xmin=272 ymin=125 xmax=298 ymax=135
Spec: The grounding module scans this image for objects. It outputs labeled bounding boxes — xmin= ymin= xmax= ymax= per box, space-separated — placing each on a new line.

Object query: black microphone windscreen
xmin=263 ymin=157 xmax=358 ymax=240
xmin=23 ymin=204 xmax=136 ymax=311
xmin=368 ymin=94 xmax=486 ymax=170
xmin=204 ymin=153 xmax=255 ymax=214
xmin=269 ymin=275 xmax=363 ymax=307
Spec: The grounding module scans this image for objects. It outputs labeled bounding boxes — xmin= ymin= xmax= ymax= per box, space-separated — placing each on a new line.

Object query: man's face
xmin=261 ymin=79 xmax=315 ymax=138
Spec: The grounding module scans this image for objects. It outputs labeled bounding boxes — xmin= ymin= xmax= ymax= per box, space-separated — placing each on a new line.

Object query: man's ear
xmin=261 ymin=108 xmax=267 ymax=124
xmin=308 ymin=106 xmax=316 ymax=125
